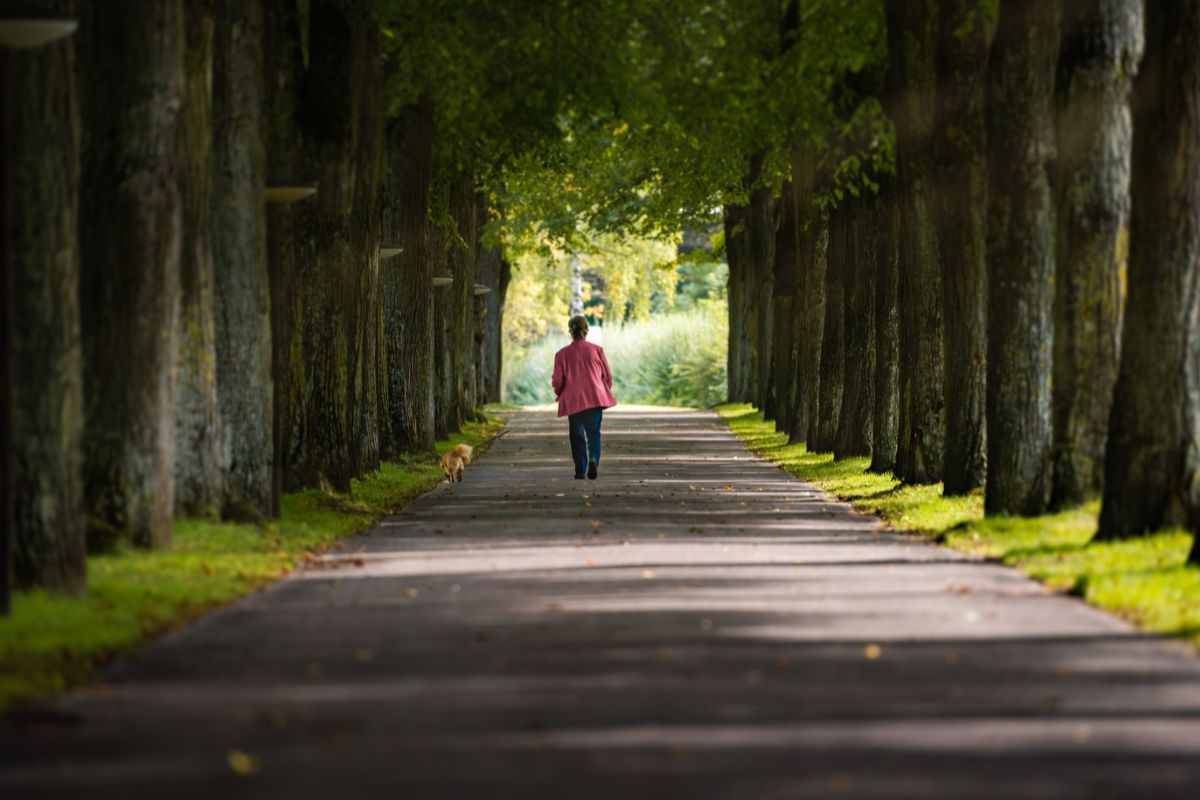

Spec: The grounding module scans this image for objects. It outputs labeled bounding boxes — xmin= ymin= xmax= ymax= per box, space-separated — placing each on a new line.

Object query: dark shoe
xmin=587 ymin=461 xmax=598 ymax=480
xmin=574 ymin=474 xmax=586 ymax=480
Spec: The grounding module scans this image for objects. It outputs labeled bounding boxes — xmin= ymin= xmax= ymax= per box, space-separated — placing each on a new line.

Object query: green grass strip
xmin=716 ymin=403 xmax=1200 ymax=649
xmin=0 ymin=414 xmax=507 ymax=711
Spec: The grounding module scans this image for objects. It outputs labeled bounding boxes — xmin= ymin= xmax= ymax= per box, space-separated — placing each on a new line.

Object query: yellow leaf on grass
xmin=227 ymin=750 xmax=259 ymax=776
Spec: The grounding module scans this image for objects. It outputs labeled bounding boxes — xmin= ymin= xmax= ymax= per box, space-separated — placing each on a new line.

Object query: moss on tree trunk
xmin=174 ymin=0 xmax=224 ymax=518
xmin=1097 ymin=1 xmax=1200 ymax=560
xmin=1052 ymin=0 xmax=1141 ymax=508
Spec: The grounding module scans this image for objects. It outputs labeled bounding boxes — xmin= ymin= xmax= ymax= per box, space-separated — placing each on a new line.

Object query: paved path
xmin=4 ymin=407 xmax=1200 ymax=797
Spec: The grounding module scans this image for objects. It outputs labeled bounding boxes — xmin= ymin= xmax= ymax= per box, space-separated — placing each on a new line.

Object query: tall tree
xmin=724 ymin=202 xmax=752 ymax=403
xmin=801 ymin=216 xmax=829 ymax=447
xmin=79 ymin=0 xmax=185 ymax=548
xmin=1097 ymin=1 xmax=1200 ymax=561
xmin=212 ymin=0 xmax=272 ymax=518
xmin=813 ymin=208 xmax=846 ymax=452
xmin=935 ymin=0 xmax=993 ymax=494
xmin=888 ymin=0 xmax=945 ymax=485
xmin=870 ymin=186 xmax=901 ymax=472
xmin=381 ymin=97 xmax=436 ymax=455
xmin=1052 ymin=0 xmax=1142 ymax=508
xmin=174 ymin=0 xmax=224 ymax=517
xmin=835 ymin=199 xmax=875 ymax=459
xmin=771 ymin=178 xmax=799 ymax=433
xmin=985 ymin=0 xmax=1062 ymax=515
xmin=7 ymin=0 xmax=85 ymax=592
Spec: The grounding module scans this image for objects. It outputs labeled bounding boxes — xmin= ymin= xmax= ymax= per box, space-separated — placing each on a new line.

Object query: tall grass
xmin=504 ymin=302 xmax=728 ymax=409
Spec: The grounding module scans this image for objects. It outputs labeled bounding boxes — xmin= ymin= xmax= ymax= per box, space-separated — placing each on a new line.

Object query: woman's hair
xmin=568 ymin=315 xmax=589 ymax=340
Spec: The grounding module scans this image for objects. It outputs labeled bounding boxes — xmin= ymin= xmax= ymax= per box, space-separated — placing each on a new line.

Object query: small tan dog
xmin=440 ymin=443 xmax=473 ymax=483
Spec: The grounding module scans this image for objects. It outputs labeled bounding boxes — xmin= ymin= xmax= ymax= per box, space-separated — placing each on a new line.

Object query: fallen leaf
xmin=227 ymin=750 xmax=259 ymax=776
xmin=403 ymin=587 xmax=420 ymax=599
xmin=354 ymin=648 xmax=374 ymax=663
xmin=863 ymin=643 xmax=883 ymax=660
xmin=641 ymin=569 xmax=656 ymax=579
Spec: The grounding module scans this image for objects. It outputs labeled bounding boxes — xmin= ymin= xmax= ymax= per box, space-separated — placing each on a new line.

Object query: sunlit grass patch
xmin=0 ymin=415 xmax=506 ymax=711
xmin=716 ymin=403 xmax=1200 ymax=650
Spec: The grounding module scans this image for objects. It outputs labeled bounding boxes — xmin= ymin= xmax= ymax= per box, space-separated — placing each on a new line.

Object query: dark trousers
xmin=567 ymin=407 xmax=603 ymax=476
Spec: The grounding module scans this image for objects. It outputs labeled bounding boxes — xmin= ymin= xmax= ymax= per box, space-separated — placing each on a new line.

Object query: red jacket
xmin=552 ymin=339 xmax=617 ymax=417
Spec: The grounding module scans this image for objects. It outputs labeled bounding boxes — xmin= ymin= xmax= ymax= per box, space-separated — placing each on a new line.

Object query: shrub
xmin=504 ymin=301 xmax=728 ymax=408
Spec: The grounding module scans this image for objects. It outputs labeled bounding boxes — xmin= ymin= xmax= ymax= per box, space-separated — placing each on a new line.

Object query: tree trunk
xmin=870 ymin=187 xmax=901 ymax=472
xmin=212 ymin=0 xmax=271 ymax=518
xmin=786 ymin=148 xmax=819 ymax=444
xmin=347 ymin=16 xmax=385 ymax=476
xmin=723 ymin=203 xmax=751 ymax=403
xmin=772 ymin=179 xmax=798 ymax=433
xmin=293 ymin=0 xmax=358 ymax=492
xmin=79 ymin=0 xmax=184 ymax=549
xmin=477 ymin=233 xmax=507 ymax=404
xmin=381 ymin=97 xmax=436 ymax=456
xmin=432 ymin=218 xmax=453 ymax=440
xmin=814 ymin=210 xmax=845 ymax=453
xmin=6 ymin=0 xmax=85 ymax=592
xmin=174 ymin=0 xmax=223 ymax=517
xmin=935 ymin=0 xmax=992 ymax=495
xmin=888 ymin=0 xmax=945 ymax=485
xmin=1052 ymin=0 xmax=1141 ymax=508
xmin=985 ymin=0 xmax=1062 ymax=515
xmin=263 ymin=0 xmax=308 ymax=511
xmin=802 ymin=216 xmax=829 ymax=447
xmin=449 ymin=173 xmax=479 ymax=427
xmin=748 ymin=166 xmax=776 ymax=415
xmin=1097 ymin=1 xmax=1200 ymax=558
xmin=835 ymin=201 xmax=875 ymax=459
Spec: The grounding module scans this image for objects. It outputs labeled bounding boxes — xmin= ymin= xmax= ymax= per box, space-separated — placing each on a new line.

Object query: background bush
xmin=504 ymin=301 xmax=728 ymax=408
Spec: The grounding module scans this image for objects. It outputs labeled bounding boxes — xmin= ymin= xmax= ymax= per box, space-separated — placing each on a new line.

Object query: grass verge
xmin=717 ymin=404 xmax=1200 ymax=649
xmin=0 ymin=415 xmax=507 ymax=712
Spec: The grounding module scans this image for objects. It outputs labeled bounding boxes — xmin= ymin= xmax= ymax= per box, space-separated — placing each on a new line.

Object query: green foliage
xmin=0 ymin=416 xmax=506 ymax=711
xmin=718 ymin=405 xmax=1200 ymax=650
xmin=505 ymin=303 xmax=728 ymax=409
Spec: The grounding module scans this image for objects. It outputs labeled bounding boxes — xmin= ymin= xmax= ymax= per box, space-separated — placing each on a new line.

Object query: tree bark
xmin=748 ymin=165 xmax=776 ymax=415
xmin=814 ymin=210 xmax=845 ymax=453
xmin=723 ymin=203 xmax=751 ymax=403
xmin=347 ymin=15 xmax=385 ymax=476
xmin=263 ymin=0 xmax=308 ymax=510
xmin=1052 ymin=0 xmax=1142 ymax=508
xmin=935 ymin=0 xmax=992 ymax=495
xmin=835 ymin=200 xmax=875 ymax=459
xmin=870 ymin=187 xmax=901 ymax=472
xmin=432 ymin=219 xmax=453 ymax=440
xmin=174 ymin=0 xmax=224 ymax=517
xmin=772 ymin=179 xmax=798 ymax=433
xmin=448 ymin=173 xmax=480 ymax=427
xmin=802 ymin=216 xmax=829 ymax=447
xmin=888 ymin=0 xmax=945 ymax=485
xmin=381 ymin=97 xmax=436 ymax=456
xmin=79 ymin=0 xmax=184 ymax=549
xmin=212 ymin=0 xmax=271 ymax=518
xmin=985 ymin=0 xmax=1062 ymax=515
xmin=6 ymin=0 xmax=85 ymax=592
xmin=1096 ymin=1 xmax=1200 ymax=558
xmin=477 ymin=232 xmax=508 ymax=404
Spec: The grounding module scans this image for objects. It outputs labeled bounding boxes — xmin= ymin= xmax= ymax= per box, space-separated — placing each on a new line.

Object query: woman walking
xmin=552 ymin=315 xmax=617 ymax=479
